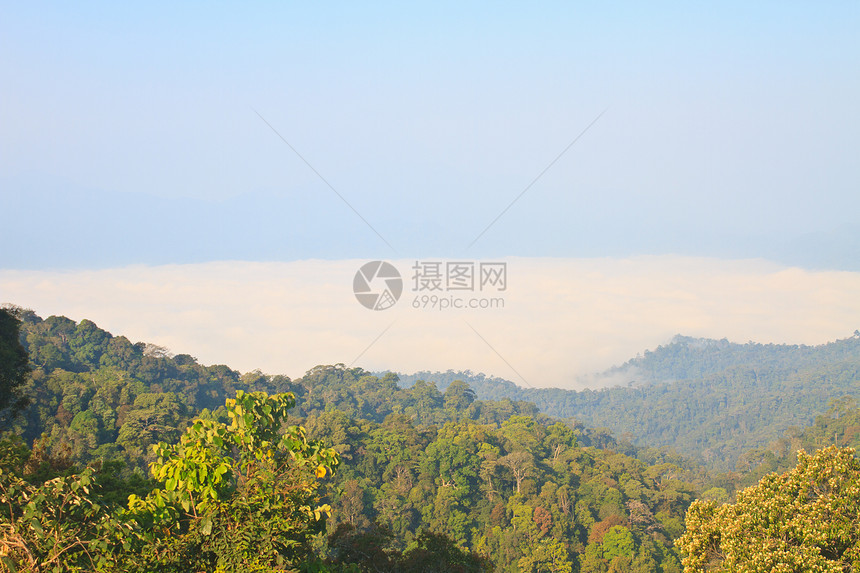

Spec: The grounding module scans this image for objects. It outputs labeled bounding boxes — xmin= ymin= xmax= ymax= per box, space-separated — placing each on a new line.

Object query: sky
xmin=2 ymin=2 xmax=859 ymax=387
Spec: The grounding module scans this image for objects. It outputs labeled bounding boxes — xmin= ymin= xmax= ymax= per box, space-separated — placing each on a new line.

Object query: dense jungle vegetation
xmin=3 ymin=306 xmax=860 ymax=572
xmin=395 ymin=333 xmax=860 ymax=471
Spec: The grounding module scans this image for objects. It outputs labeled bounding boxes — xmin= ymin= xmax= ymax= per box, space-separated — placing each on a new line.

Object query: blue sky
xmin=3 ymin=1 xmax=858 ymax=269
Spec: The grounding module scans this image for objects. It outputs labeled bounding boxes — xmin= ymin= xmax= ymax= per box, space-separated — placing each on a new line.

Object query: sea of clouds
xmin=3 ymin=255 xmax=860 ymax=389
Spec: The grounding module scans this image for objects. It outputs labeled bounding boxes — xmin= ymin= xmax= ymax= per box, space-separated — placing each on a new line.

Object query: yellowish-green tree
xmin=126 ymin=390 xmax=339 ymax=572
xmin=0 ymin=391 xmax=339 ymax=573
xmin=677 ymin=446 xmax=860 ymax=573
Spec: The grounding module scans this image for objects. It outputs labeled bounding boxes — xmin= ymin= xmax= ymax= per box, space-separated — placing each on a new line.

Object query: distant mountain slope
xmin=611 ymin=333 xmax=860 ymax=384
xmin=392 ymin=334 xmax=860 ymax=470
xmin=729 ymin=395 xmax=860 ymax=489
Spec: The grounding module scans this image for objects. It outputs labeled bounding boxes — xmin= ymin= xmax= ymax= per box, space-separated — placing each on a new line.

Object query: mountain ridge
xmin=388 ymin=332 xmax=860 ymax=470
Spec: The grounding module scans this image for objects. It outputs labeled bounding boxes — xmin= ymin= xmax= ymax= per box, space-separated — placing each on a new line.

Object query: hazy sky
xmin=2 ymin=3 xmax=858 ymax=386
xmin=3 ymin=2 xmax=858 ymax=267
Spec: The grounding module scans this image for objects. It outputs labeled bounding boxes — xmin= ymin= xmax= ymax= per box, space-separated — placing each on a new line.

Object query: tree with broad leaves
xmin=126 ymin=390 xmax=340 ymax=572
xmin=677 ymin=446 xmax=860 ymax=573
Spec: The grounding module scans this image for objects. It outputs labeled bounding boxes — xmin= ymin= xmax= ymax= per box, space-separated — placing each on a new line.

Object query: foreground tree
xmin=127 ymin=390 xmax=340 ymax=572
xmin=677 ymin=446 xmax=860 ymax=572
xmin=0 ymin=306 xmax=30 ymax=427
xmin=0 ymin=461 xmax=133 ymax=571
xmin=0 ymin=391 xmax=338 ymax=572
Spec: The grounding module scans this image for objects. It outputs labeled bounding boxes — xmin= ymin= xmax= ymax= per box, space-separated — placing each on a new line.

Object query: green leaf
xmin=201 ymin=515 xmax=213 ymax=535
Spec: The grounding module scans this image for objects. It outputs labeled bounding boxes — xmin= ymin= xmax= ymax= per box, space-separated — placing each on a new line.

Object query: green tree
xmin=408 ymin=380 xmax=444 ymax=424
xmin=543 ymin=422 xmax=577 ymax=465
xmin=500 ymin=415 xmax=543 ymax=453
xmin=517 ymin=537 xmax=573 ymax=573
xmin=0 ymin=306 xmax=30 ymax=426
xmin=499 ymin=451 xmax=534 ymax=495
xmin=398 ymin=531 xmax=493 ymax=572
xmin=444 ymin=380 xmax=477 ymax=412
xmin=127 ymin=390 xmax=340 ymax=572
xmin=116 ymin=392 xmax=186 ymax=462
xmin=0 ymin=465 xmax=133 ymax=571
xmin=677 ymin=446 xmax=860 ymax=572
xmin=602 ymin=525 xmax=635 ymax=561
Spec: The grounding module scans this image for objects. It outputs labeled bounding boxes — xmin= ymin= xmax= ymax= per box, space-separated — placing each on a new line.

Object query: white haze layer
xmin=2 ymin=256 xmax=860 ymax=389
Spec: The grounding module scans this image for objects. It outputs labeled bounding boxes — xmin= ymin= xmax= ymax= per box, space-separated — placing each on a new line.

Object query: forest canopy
xmin=1 ymin=310 xmax=859 ymax=572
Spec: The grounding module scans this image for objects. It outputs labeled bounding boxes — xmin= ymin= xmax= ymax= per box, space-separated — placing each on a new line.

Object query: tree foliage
xmin=0 ymin=306 xmax=30 ymax=426
xmin=677 ymin=446 xmax=860 ymax=572
xmin=0 ymin=462 xmax=133 ymax=572
xmin=398 ymin=334 xmax=860 ymax=471
xmin=1 ymin=312 xmax=715 ymax=571
xmin=0 ymin=391 xmax=339 ymax=572
xmin=126 ymin=390 xmax=339 ymax=571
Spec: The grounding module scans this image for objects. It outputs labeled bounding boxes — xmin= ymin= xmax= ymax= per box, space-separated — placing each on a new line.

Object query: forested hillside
xmin=6 ymin=307 xmax=860 ymax=571
xmin=1 ymin=308 xmax=709 ymax=571
xmin=395 ymin=334 xmax=860 ymax=470
xmin=10 ymin=310 xmax=567 ymax=471
xmin=728 ymin=395 xmax=860 ymax=487
xmin=612 ymin=334 xmax=860 ymax=384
